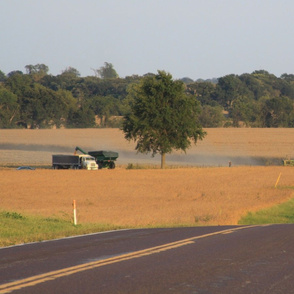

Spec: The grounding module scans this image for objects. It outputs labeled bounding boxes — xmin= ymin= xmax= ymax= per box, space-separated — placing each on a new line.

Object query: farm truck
xmin=52 ymin=154 xmax=98 ymax=170
xmin=74 ymin=146 xmax=119 ymax=169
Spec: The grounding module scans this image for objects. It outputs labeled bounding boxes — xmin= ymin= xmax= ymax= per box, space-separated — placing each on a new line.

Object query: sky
xmin=1 ymin=0 xmax=294 ymax=80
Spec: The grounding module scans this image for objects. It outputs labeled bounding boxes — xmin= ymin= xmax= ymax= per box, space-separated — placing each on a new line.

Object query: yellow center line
xmin=0 ymin=225 xmax=261 ymax=293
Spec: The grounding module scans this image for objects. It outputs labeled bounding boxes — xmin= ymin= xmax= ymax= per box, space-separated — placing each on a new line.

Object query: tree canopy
xmin=1 ymin=64 xmax=294 ymax=129
xmin=95 ymin=62 xmax=119 ymax=79
xmin=122 ymin=71 xmax=206 ymax=168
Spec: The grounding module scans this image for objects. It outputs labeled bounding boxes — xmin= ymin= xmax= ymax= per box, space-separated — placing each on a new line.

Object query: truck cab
xmin=79 ymin=155 xmax=98 ymax=170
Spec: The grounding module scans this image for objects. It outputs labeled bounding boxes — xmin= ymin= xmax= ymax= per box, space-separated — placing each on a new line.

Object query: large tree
xmin=122 ymin=71 xmax=206 ymax=168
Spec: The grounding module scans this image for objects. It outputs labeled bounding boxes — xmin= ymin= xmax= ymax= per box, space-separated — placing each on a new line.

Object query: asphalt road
xmin=1 ymin=225 xmax=294 ymax=294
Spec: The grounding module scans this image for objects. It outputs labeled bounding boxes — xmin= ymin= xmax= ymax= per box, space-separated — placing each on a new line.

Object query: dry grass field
xmin=0 ymin=128 xmax=293 ymax=166
xmin=0 ymin=167 xmax=293 ymax=226
xmin=0 ymin=128 xmax=294 ymax=226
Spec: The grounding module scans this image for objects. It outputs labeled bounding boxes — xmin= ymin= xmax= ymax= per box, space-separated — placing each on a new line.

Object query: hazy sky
xmin=1 ymin=0 xmax=294 ymax=80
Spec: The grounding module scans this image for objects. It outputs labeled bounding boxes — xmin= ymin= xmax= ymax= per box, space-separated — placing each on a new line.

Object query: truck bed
xmin=52 ymin=155 xmax=80 ymax=169
xmin=52 ymin=155 xmax=79 ymax=164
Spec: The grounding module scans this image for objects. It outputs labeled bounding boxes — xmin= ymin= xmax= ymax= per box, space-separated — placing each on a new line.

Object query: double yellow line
xmin=0 ymin=225 xmax=259 ymax=293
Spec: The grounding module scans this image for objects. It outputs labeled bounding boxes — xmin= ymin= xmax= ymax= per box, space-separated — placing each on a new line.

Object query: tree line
xmin=0 ymin=64 xmax=294 ymax=129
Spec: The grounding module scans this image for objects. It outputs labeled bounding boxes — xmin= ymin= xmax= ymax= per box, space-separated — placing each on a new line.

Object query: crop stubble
xmin=1 ymin=167 xmax=294 ymax=226
xmin=0 ymin=128 xmax=293 ymax=166
xmin=0 ymin=128 xmax=293 ymax=226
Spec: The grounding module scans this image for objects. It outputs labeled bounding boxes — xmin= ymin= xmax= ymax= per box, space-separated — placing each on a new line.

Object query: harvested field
xmin=0 ymin=128 xmax=293 ymax=226
xmin=0 ymin=128 xmax=293 ymax=167
xmin=0 ymin=167 xmax=293 ymax=226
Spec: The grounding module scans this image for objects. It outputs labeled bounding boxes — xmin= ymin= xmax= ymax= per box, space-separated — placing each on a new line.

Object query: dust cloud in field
xmin=0 ymin=128 xmax=292 ymax=167
xmin=0 ymin=143 xmax=280 ymax=167
xmin=0 ymin=143 xmax=73 ymax=153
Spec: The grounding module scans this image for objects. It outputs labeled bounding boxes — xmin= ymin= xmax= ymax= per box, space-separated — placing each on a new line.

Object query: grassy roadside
xmin=2 ymin=186 xmax=294 ymax=247
xmin=0 ymin=211 xmax=124 ymax=247
xmin=239 ymin=189 xmax=294 ymax=225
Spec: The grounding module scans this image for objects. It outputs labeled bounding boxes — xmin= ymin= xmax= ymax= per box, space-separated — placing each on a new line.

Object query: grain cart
xmin=88 ymin=150 xmax=118 ymax=169
xmin=75 ymin=146 xmax=119 ymax=169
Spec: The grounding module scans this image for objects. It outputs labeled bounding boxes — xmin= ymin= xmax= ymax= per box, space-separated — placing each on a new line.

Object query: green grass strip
xmin=238 ymin=197 xmax=294 ymax=225
xmin=0 ymin=211 xmax=124 ymax=247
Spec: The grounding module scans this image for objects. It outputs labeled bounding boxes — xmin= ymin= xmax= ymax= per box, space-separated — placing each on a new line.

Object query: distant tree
xmin=80 ymin=76 xmax=129 ymax=99
xmin=196 ymin=78 xmax=218 ymax=84
xmin=25 ymin=64 xmax=49 ymax=81
xmin=0 ymin=70 xmax=6 ymax=82
xmin=61 ymin=67 xmax=80 ymax=77
xmin=5 ymin=73 xmax=32 ymax=98
xmin=25 ymin=64 xmax=49 ymax=75
xmin=251 ymin=70 xmax=278 ymax=97
xmin=143 ymin=73 xmax=156 ymax=78
xmin=259 ymin=96 xmax=294 ymax=127
xmin=186 ymin=82 xmax=217 ymax=106
xmin=239 ymin=73 xmax=263 ymax=100
xmin=5 ymin=73 xmax=72 ymax=128
xmin=122 ymin=70 xmax=206 ymax=168
xmin=66 ymin=105 xmax=96 ymax=128
xmin=0 ymin=87 xmax=19 ymax=128
xmin=90 ymin=95 xmax=123 ymax=127
xmin=54 ymin=70 xmax=81 ymax=93
xmin=215 ymin=74 xmax=245 ymax=109
xmin=280 ymin=82 xmax=294 ymax=100
xmin=230 ymin=96 xmax=257 ymax=127
xmin=19 ymin=84 xmax=67 ymax=128
xmin=40 ymin=75 xmax=60 ymax=91
xmin=180 ymin=77 xmax=194 ymax=84
xmin=7 ymin=71 xmax=23 ymax=77
xmin=96 ymin=62 xmax=119 ymax=79
xmin=199 ymin=105 xmax=224 ymax=127
xmin=252 ymin=69 xmax=271 ymax=75
xmin=280 ymin=73 xmax=294 ymax=81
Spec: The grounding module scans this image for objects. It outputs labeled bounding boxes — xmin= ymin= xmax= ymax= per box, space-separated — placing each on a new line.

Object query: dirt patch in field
xmin=1 ymin=167 xmax=293 ymax=226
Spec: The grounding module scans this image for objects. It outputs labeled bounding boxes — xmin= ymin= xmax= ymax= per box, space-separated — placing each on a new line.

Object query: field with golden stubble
xmin=0 ymin=128 xmax=294 ymax=166
xmin=0 ymin=128 xmax=294 ymax=226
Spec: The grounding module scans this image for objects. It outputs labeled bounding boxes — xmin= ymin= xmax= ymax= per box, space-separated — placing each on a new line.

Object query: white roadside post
xmin=73 ymin=200 xmax=77 ymax=225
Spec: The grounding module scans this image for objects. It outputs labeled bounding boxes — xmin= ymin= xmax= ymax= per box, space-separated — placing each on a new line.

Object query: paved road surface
xmin=1 ymin=225 xmax=294 ymax=293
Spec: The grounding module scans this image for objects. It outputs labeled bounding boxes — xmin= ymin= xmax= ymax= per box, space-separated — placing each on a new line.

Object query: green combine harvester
xmin=74 ymin=146 xmax=119 ymax=169
xmin=283 ymin=159 xmax=294 ymax=166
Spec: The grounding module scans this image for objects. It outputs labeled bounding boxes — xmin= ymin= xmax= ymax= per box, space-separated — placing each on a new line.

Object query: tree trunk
xmin=161 ymin=153 xmax=166 ymax=169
